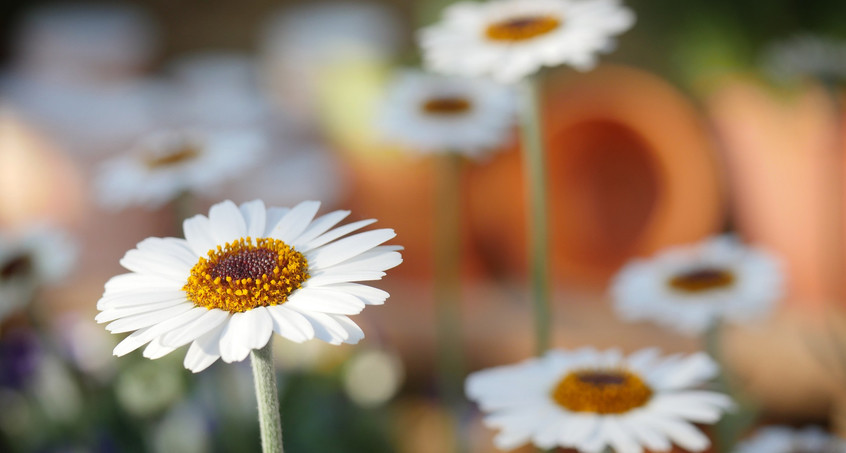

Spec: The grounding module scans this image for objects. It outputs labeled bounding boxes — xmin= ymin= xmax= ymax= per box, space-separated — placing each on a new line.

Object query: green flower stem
xmin=435 ymin=152 xmax=468 ymax=453
xmin=250 ymin=342 xmax=284 ymax=453
xmin=705 ymin=321 xmax=758 ymax=453
xmin=519 ymin=75 xmax=552 ymax=355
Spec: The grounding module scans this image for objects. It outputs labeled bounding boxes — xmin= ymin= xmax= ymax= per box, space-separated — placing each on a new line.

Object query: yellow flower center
xmin=669 ymin=267 xmax=735 ymax=293
xmin=421 ymin=97 xmax=473 ymax=115
xmin=551 ymin=369 xmax=653 ymax=414
xmin=183 ymin=237 xmax=310 ymax=313
xmin=485 ymin=15 xmax=562 ymax=42
xmin=144 ymin=145 xmax=200 ymax=169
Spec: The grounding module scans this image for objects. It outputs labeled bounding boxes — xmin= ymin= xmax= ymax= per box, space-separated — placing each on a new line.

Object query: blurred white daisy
xmin=0 ymin=226 xmax=77 ymax=321
xmin=95 ymin=128 xmax=265 ymax=210
xmin=378 ymin=70 xmax=516 ymax=156
xmin=418 ymin=0 xmax=635 ymax=83
xmin=611 ymin=236 xmax=783 ymax=336
xmin=96 ymin=199 xmax=401 ymax=373
xmin=735 ymin=426 xmax=846 ymax=453
xmin=466 ymin=347 xmax=733 ymax=452
xmin=762 ymin=35 xmax=846 ymax=84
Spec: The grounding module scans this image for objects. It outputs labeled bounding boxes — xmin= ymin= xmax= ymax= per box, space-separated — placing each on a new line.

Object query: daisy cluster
xmin=30 ymin=0 xmax=826 ymax=452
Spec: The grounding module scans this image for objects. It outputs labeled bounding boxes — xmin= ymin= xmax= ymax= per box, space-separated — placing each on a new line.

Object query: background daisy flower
xmin=418 ymin=0 xmax=636 ymax=83
xmin=611 ymin=235 xmax=784 ymax=336
xmin=377 ymin=70 xmax=516 ymax=156
xmin=0 ymin=226 xmax=77 ymax=321
xmin=734 ymin=426 xmax=846 ymax=453
xmin=466 ymin=347 xmax=734 ymax=452
xmin=95 ymin=128 xmax=266 ymax=210
xmin=96 ymin=199 xmax=402 ymax=372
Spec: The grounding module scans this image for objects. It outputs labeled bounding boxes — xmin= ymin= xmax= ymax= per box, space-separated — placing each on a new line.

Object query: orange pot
xmin=707 ymin=78 xmax=846 ymax=309
xmin=467 ymin=64 xmax=725 ymax=288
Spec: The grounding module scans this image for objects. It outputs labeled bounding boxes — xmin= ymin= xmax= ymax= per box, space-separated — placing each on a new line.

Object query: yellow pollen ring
xmin=551 ymin=369 xmax=653 ymax=414
xmin=421 ymin=97 xmax=473 ymax=115
xmin=669 ymin=267 xmax=736 ymax=293
xmin=144 ymin=145 xmax=201 ymax=169
xmin=183 ymin=237 xmax=309 ymax=313
xmin=485 ymin=15 xmax=562 ymax=42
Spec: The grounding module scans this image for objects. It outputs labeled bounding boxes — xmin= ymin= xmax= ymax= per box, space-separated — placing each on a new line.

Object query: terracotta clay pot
xmin=467 ymin=64 xmax=725 ymax=288
xmin=707 ymin=78 xmax=846 ymax=309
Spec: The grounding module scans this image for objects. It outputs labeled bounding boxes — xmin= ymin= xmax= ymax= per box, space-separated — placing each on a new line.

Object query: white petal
xmin=329 ymin=315 xmax=365 ymax=344
xmin=487 ymin=409 xmax=543 ymax=450
xmin=184 ymin=322 xmax=227 ymax=372
xmin=649 ymin=392 xmax=734 ymax=423
xmin=266 ymin=305 xmax=315 ymax=343
xmin=306 ymin=229 xmax=396 ymax=269
xmin=641 ymin=415 xmax=711 ymax=452
xmin=96 ymin=299 xmax=185 ymax=323
xmin=143 ymin=336 xmax=178 ymax=360
xmin=208 ymin=200 xmax=247 ymax=243
xmin=264 ymin=207 xmax=290 ymax=236
xmin=219 ymin=308 xmax=273 ymax=363
xmin=651 ymin=352 xmax=718 ymax=390
xmin=317 ymin=283 xmax=390 ymax=305
xmin=304 ymin=271 xmax=387 ymax=286
xmin=290 ymin=210 xmax=351 ymax=248
xmin=318 ymin=250 xmax=403 ymax=274
xmin=103 ymin=273 xmax=180 ymax=294
xmin=112 ymin=307 xmax=207 ymax=356
xmin=183 ymin=214 xmax=218 ymax=256
xmin=559 ymin=413 xmax=600 ymax=448
xmin=135 ymin=237 xmax=196 ymax=267
xmin=240 ymin=199 xmax=267 ymax=238
xmin=106 ymin=303 xmax=195 ymax=333
xmin=97 ymin=290 xmax=187 ymax=310
xmin=625 ymin=347 xmax=662 ymax=373
xmin=299 ymin=219 xmax=377 ymax=252
xmin=160 ymin=308 xmax=231 ymax=348
xmin=533 ymin=412 xmax=568 ymax=449
xmin=286 ymin=288 xmax=366 ymax=315
xmin=603 ymin=417 xmax=643 ymax=453
xmin=120 ymin=248 xmax=190 ymax=282
xmin=622 ymin=415 xmax=672 ymax=452
xmin=287 ymin=308 xmax=348 ymax=344
xmin=270 ymin=200 xmax=321 ymax=243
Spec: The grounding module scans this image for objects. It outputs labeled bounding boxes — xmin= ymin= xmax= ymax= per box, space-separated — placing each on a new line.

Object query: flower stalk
xmin=519 ymin=75 xmax=552 ymax=355
xmin=435 ymin=152 xmax=468 ymax=452
xmin=250 ymin=341 xmax=284 ymax=453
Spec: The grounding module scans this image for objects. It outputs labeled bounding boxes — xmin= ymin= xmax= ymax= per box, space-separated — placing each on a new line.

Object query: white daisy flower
xmin=611 ymin=236 xmax=784 ymax=336
xmin=0 ymin=226 xmax=77 ymax=321
xmin=378 ymin=70 xmax=516 ymax=156
xmin=762 ymin=35 xmax=846 ymax=84
xmin=735 ymin=426 xmax=846 ymax=453
xmin=96 ymin=199 xmax=402 ymax=373
xmin=95 ymin=128 xmax=265 ymax=210
xmin=467 ymin=347 xmax=733 ymax=453
xmin=418 ymin=0 xmax=636 ymax=83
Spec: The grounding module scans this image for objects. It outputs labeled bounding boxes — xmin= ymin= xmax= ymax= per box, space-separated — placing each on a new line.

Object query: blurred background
xmin=2 ymin=0 xmax=846 ymax=452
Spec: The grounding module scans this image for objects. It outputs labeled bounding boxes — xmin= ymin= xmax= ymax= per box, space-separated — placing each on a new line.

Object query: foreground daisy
xmin=611 ymin=236 xmax=783 ymax=336
xmin=418 ymin=0 xmax=635 ymax=83
xmin=735 ymin=426 xmax=846 ymax=453
xmin=378 ymin=70 xmax=515 ymax=156
xmin=95 ymin=128 xmax=265 ymax=210
xmin=96 ymin=199 xmax=401 ymax=372
xmin=467 ymin=348 xmax=733 ymax=453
